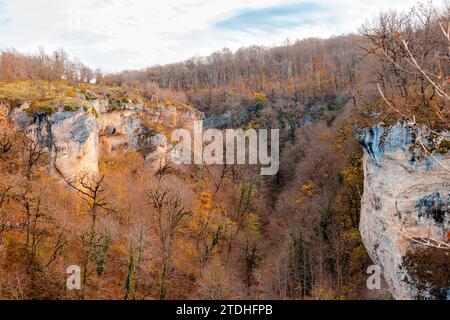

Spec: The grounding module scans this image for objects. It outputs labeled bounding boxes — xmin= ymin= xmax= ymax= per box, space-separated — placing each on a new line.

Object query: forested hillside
xmin=0 ymin=2 xmax=448 ymax=300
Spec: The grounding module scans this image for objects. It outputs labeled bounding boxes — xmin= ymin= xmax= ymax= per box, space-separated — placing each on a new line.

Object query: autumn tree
xmin=360 ymin=3 xmax=450 ymax=127
xmin=146 ymin=187 xmax=190 ymax=299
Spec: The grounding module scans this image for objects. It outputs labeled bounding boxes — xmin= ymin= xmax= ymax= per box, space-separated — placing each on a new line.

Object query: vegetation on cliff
xmin=0 ymin=1 xmax=448 ymax=300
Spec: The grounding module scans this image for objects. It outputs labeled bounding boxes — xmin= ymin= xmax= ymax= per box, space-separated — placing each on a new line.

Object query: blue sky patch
xmin=215 ymin=2 xmax=327 ymax=32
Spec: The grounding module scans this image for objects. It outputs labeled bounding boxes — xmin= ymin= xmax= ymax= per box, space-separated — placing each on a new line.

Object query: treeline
xmin=0 ymin=1 xmax=447 ymax=300
xmin=105 ymin=2 xmax=449 ymax=128
xmin=360 ymin=2 xmax=450 ymax=128
xmin=0 ymin=48 xmax=101 ymax=83
xmin=104 ymin=36 xmax=363 ymax=114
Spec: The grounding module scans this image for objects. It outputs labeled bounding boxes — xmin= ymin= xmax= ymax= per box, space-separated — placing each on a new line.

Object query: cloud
xmin=118 ymin=15 xmax=139 ymax=27
xmin=76 ymin=48 xmax=144 ymax=70
xmin=215 ymin=2 xmax=328 ymax=32
xmin=56 ymin=30 xmax=113 ymax=45
xmin=0 ymin=0 xmax=10 ymax=26
xmin=0 ymin=18 xmax=11 ymax=26
xmin=0 ymin=0 xmax=443 ymax=71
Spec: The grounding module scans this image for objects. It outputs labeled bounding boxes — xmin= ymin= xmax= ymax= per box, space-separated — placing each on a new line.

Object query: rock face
xmin=8 ymin=99 xmax=200 ymax=181
xmin=358 ymin=122 xmax=450 ymax=299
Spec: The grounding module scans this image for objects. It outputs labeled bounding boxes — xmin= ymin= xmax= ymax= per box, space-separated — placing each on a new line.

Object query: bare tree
xmin=22 ymin=136 xmax=46 ymax=180
xmin=146 ymin=187 xmax=190 ymax=299
xmin=361 ymin=3 xmax=450 ymax=125
xmin=12 ymin=183 xmax=67 ymax=270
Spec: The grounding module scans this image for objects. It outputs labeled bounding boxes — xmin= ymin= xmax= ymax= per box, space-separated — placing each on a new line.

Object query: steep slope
xmin=358 ymin=122 xmax=450 ymax=299
xmin=2 ymin=82 xmax=201 ymax=181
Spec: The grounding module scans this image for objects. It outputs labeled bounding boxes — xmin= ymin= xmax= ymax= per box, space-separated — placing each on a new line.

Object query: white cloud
xmin=0 ymin=0 xmax=444 ymax=72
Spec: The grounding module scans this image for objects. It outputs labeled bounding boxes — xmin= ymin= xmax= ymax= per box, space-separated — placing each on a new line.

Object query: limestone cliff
xmin=358 ymin=122 xmax=450 ymax=299
xmin=7 ymin=97 xmax=200 ymax=181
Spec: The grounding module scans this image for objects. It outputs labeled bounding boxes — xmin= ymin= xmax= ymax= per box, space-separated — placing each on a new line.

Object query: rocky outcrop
xmin=358 ymin=122 xmax=450 ymax=299
xmin=8 ymin=99 xmax=200 ymax=181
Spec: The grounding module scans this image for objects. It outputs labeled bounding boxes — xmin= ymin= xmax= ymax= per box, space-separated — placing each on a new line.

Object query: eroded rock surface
xmin=358 ymin=122 xmax=450 ymax=299
xmin=8 ymin=99 xmax=200 ymax=181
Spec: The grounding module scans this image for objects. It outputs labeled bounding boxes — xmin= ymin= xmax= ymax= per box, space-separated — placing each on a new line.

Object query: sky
xmin=0 ymin=0 xmax=443 ymax=72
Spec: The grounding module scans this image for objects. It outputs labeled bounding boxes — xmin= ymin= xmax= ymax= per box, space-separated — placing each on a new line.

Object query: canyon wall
xmin=8 ymin=98 xmax=200 ymax=181
xmin=358 ymin=122 xmax=450 ymax=299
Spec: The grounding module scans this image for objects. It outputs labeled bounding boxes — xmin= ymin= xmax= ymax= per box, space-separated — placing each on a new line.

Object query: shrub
xmin=401 ymin=247 xmax=450 ymax=299
xmin=436 ymin=139 xmax=450 ymax=155
xmin=91 ymin=107 xmax=99 ymax=118
xmin=65 ymin=89 xmax=76 ymax=98
xmin=64 ymin=104 xmax=79 ymax=112
xmin=253 ymin=92 xmax=267 ymax=106
xmin=44 ymin=106 xmax=55 ymax=115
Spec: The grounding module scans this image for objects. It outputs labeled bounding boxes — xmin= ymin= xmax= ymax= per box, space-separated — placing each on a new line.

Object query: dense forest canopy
xmin=0 ymin=2 xmax=448 ymax=300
